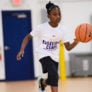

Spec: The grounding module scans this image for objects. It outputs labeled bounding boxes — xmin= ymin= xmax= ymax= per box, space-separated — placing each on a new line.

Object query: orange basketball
xmin=75 ymin=23 xmax=92 ymax=43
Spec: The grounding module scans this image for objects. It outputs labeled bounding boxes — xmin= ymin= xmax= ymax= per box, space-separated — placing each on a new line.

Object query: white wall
xmin=0 ymin=12 xmax=5 ymax=79
xmin=0 ymin=0 xmax=92 ymax=79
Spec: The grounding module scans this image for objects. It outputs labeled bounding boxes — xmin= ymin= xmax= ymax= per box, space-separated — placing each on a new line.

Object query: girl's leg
xmin=46 ymin=57 xmax=58 ymax=92
xmin=39 ymin=56 xmax=58 ymax=92
xmin=51 ymin=86 xmax=58 ymax=92
xmin=41 ymin=79 xmax=58 ymax=92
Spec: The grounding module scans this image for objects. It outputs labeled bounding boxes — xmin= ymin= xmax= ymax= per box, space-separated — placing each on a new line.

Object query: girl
xmin=16 ymin=2 xmax=79 ymax=92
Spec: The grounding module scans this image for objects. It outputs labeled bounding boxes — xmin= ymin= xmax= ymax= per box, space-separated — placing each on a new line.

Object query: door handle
xmin=4 ymin=46 xmax=10 ymax=51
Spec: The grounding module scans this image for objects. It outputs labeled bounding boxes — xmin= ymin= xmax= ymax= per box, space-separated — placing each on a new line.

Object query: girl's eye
xmin=52 ymin=13 xmax=57 ymax=16
xmin=53 ymin=13 xmax=60 ymax=17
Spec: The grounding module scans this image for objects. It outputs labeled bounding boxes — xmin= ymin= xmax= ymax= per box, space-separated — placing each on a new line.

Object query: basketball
xmin=75 ymin=23 xmax=92 ymax=43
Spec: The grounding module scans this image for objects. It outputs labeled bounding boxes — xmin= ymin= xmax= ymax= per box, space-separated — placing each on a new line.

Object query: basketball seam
xmin=84 ymin=24 xmax=87 ymax=42
xmin=87 ymin=24 xmax=91 ymax=42
xmin=78 ymin=25 xmax=81 ymax=41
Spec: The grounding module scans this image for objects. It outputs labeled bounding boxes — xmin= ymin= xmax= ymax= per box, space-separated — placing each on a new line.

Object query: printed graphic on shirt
xmin=42 ymin=38 xmax=60 ymax=51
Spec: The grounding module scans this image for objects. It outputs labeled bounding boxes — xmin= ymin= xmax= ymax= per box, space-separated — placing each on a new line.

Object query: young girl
xmin=16 ymin=2 xmax=79 ymax=92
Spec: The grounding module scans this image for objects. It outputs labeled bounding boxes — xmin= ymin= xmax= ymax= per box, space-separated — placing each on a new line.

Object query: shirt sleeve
xmin=30 ymin=25 xmax=41 ymax=37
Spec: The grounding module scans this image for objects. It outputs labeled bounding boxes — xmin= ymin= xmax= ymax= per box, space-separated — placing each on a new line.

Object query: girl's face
xmin=48 ymin=7 xmax=61 ymax=26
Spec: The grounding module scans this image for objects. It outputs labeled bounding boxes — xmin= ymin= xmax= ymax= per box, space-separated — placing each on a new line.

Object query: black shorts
xmin=39 ymin=56 xmax=58 ymax=86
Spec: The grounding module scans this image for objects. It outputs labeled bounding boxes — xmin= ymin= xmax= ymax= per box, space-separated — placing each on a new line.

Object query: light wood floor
xmin=0 ymin=77 xmax=92 ymax=92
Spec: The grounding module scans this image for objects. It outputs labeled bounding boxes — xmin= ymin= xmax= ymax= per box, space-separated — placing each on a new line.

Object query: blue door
xmin=2 ymin=10 xmax=35 ymax=81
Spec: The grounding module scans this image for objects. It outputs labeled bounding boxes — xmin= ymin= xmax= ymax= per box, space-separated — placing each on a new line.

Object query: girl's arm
xmin=16 ymin=34 xmax=32 ymax=60
xmin=64 ymin=39 xmax=79 ymax=51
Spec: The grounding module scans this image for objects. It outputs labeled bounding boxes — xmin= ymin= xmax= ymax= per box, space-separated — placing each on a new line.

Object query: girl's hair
xmin=46 ymin=1 xmax=59 ymax=14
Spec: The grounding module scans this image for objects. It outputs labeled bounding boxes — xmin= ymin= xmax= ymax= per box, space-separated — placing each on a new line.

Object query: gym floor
xmin=0 ymin=77 xmax=92 ymax=92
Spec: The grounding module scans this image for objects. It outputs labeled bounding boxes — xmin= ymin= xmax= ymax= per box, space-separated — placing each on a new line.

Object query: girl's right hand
xmin=16 ymin=50 xmax=24 ymax=61
xmin=74 ymin=38 xmax=80 ymax=44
